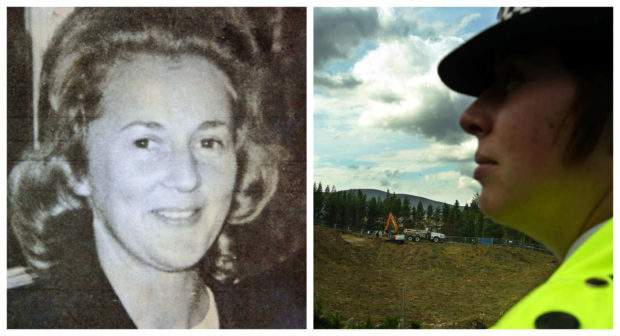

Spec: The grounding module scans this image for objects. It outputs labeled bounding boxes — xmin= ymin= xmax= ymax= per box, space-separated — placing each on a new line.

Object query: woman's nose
xmin=162 ymin=148 xmax=201 ymax=192
xmin=459 ymin=90 xmax=495 ymax=138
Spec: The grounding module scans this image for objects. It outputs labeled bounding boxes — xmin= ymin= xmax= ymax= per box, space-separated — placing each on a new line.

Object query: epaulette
xmin=8 ymin=266 xmax=37 ymax=289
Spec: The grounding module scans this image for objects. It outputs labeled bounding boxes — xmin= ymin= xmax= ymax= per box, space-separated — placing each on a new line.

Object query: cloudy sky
xmin=314 ymin=7 xmax=499 ymax=205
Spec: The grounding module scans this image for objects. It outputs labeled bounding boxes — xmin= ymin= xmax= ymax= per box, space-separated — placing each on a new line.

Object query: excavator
xmin=384 ymin=212 xmax=405 ymax=244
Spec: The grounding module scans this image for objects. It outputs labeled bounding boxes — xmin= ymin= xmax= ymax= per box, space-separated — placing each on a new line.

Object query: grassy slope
xmin=314 ymin=225 xmax=559 ymax=328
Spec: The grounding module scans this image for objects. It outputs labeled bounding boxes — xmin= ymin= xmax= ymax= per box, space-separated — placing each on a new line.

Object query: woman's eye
xmin=200 ymin=138 xmax=223 ymax=149
xmin=134 ymin=138 xmax=150 ymax=149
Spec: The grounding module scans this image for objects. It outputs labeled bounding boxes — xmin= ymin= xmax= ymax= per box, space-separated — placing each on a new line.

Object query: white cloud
xmin=314 ymin=8 xmax=492 ymax=205
xmin=315 ymin=16 xmax=472 ymax=144
xmin=340 ymin=33 xmax=472 ymax=144
xmin=450 ymin=13 xmax=482 ymax=35
xmin=357 ymin=139 xmax=476 ymax=172
xmin=314 ymin=138 xmax=480 ymax=204
xmin=315 ymin=163 xmax=480 ymax=205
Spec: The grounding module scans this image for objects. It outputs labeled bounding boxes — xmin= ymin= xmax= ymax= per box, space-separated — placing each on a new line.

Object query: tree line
xmin=314 ymin=182 xmax=541 ymax=244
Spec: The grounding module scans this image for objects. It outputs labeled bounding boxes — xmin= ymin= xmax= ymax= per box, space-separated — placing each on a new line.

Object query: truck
xmin=403 ymin=228 xmax=446 ymax=243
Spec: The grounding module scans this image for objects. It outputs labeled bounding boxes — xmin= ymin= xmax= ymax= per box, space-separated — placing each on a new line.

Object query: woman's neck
xmin=92 ymin=217 xmax=208 ymax=328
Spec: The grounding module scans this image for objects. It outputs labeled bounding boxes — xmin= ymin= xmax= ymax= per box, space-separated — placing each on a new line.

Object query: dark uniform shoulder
xmin=8 ymin=263 xmax=136 ymax=329
xmin=7 ymin=266 xmax=67 ymax=328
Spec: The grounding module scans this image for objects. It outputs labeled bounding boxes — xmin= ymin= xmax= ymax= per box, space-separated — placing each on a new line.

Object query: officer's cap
xmin=438 ymin=7 xmax=612 ymax=97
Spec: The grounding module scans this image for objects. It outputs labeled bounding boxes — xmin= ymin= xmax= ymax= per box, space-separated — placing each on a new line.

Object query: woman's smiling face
xmin=79 ymin=54 xmax=238 ymax=271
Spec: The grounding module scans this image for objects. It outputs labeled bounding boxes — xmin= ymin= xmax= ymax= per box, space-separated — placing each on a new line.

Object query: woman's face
xmin=459 ymin=47 xmax=583 ymax=233
xmin=79 ymin=54 xmax=237 ymax=271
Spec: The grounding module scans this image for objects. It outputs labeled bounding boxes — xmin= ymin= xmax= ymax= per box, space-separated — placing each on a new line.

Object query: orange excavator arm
xmin=385 ymin=212 xmax=399 ymax=233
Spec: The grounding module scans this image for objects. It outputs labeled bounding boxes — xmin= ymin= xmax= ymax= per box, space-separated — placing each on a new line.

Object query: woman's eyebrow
xmin=121 ymin=121 xmax=164 ymax=131
xmin=197 ymin=120 xmax=227 ymax=130
xmin=119 ymin=120 xmax=227 ymax=131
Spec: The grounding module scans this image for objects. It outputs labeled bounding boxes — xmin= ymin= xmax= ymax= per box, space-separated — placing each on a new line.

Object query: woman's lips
xmin=474 ymin=153 xmax=498 ymax=181
xmin=151 ymin=208 xmax=201 ymax=227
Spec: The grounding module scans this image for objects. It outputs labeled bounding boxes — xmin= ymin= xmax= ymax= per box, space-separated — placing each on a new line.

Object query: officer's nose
xmin=459 ymin=88 xmax=496 ymax=138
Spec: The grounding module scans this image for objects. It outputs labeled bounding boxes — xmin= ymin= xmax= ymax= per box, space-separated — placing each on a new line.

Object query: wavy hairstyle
xmin=9 ymin=8 xmax=289 ymax=279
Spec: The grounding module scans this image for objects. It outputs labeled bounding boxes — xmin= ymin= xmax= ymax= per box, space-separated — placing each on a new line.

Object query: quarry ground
xmin=314 ymin=225 xmax=559 ymax=328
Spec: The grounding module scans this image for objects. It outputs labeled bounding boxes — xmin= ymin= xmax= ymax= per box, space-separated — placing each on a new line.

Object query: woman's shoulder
xmin=7 ymin=253 xmax=136 ymax=329
xmin=8 ymin=270 xmax=58 ymax=329
xmin=7 ymin=267 xmax=97 ymax=328
xmin=212 ymin=250 xmax=306 ymax=329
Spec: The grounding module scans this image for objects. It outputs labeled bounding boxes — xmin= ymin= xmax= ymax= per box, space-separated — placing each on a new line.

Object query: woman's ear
xmin=228 ymin=146 xmax=281 ymax=225
xmin=48 ymin=156 xmax=92 ymax=197
xmin=72 ymin=178 xmax=92 ymax=197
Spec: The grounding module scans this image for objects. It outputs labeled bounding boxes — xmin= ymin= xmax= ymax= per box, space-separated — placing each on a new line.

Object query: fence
xmin=317 ymin=223 xmax=552 ymax=254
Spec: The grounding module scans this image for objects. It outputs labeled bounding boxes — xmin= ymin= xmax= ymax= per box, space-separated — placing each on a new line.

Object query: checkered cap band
xmin=497 ymin=7 xmax=538 ymax=22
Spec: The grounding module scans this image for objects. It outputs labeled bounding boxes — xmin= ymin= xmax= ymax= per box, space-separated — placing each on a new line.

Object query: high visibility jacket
xmin=492 ymin=218 xmax=612 ymax=329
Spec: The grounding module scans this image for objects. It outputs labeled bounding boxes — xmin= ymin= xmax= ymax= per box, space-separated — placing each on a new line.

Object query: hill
xmin=314 ymin=225 xmax=558 ymax=328
xmin=344 ymin=188 xmax=455 ymax=209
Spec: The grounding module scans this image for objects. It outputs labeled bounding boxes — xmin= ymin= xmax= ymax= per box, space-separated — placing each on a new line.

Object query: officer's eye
xmin=495 ymin=64 xmax=525 ymax=94
xmin=504 ymin=72 xmax=523 ymax=92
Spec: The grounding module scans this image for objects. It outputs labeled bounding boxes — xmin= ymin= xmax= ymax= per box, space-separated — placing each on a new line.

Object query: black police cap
xmin=438 ymin=7 xmax=612 ymax=97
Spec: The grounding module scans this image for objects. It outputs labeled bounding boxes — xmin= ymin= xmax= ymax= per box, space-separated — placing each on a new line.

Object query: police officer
xmin=438 ymin=7 xmax=612 ymax=329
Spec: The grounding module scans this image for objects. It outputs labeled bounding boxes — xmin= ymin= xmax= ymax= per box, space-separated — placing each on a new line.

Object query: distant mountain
xmin=343 ymin=188 xmax=454 ymax=209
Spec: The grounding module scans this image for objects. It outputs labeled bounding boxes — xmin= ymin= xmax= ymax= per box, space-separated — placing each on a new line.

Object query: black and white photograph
xmin=7 ymin=7 xmax=306 ymax=329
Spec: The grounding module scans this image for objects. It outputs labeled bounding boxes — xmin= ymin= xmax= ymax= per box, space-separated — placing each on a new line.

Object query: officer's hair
xmin=503 ymin=32 xmax=612 ymax=165
xmin=559 ymin=41 xmax=612 ymax=165
xmin=9 ymin=8 xmax=287 ymax=278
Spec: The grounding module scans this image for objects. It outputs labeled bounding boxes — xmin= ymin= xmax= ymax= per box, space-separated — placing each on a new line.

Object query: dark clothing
xmin=8 ymin=238 xmax=305 ymax=328
xmin=8 ymin=240 xmax=135 ymax=328
xmin=213 ymin=251 xmax=306 ymax=329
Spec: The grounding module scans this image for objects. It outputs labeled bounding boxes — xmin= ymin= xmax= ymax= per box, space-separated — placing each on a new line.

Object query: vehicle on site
xmin=384 ymin=212 xmax=405 ymax=244
xmin=403 ymin=227 xmax=446 ymax=243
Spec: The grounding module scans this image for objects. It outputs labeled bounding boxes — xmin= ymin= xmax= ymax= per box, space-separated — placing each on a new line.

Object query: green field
xmin=314 ymin=225 xmax=559 ymax=328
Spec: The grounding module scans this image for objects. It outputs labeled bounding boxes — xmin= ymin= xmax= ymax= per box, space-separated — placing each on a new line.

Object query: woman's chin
xmin=142 ymin=245 xmax=209 ymax=272
xmin=148 ymin=257 xmax=201 ymax=273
